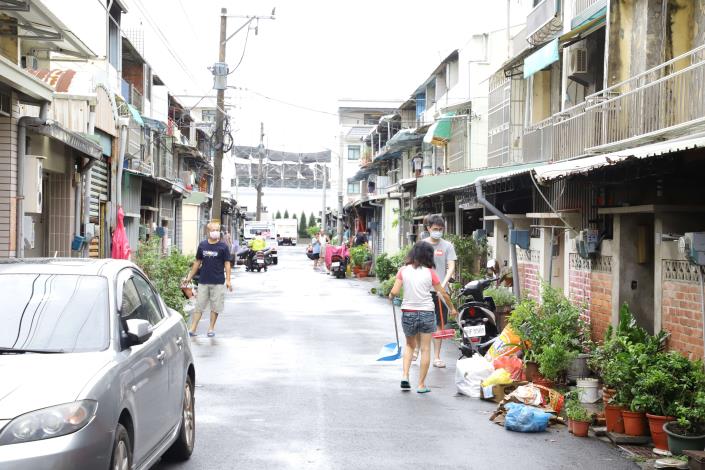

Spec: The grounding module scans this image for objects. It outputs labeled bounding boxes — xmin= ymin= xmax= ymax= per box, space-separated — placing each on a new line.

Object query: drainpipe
xmin=83 ymin=105 xmax=96 ymax=248
xmin=16 ymin=102 xmax=49 ymax=258
xmin=475 ymin=178 xmax=520 ymax=299
xmin=115 ymin=117 xmax=129 ymax=212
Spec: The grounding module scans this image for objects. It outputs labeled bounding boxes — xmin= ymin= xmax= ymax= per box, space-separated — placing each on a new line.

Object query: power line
xmin=228 ymin=24 xmax=251 ymax=75
xmin=131 ymin=0 xmax=201 ymax=90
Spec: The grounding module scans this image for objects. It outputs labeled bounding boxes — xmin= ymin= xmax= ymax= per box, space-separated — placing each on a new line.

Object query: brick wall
xmin=518 ymin=261 xmax=540 ymax=301
xmin=0 ymin=93 xmax=18 ymax=257
xmin=122 ymin=63 xmax=144 ymax=94
xmin=661 ymin=261 xmax=705 ymax=359
xmin=568 ymin=254 xmax=613 ymax=341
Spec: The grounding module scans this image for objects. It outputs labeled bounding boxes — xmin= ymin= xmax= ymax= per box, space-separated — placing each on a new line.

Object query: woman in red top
xmin=389 ymin=242 xmax=457 ymax=393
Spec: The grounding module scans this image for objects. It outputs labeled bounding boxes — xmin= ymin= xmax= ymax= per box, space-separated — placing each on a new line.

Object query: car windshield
xmin=0 ymin=274 xmax=109 ymax=353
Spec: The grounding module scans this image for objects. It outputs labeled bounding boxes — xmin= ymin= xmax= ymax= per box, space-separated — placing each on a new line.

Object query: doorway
xmin=617 ymin=214 xmax=655 ymax=334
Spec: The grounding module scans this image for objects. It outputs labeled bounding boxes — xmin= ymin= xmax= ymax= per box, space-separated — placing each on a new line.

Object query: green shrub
xmin=350 ymin=245 xmax=370 ymax=268
xmin=446 ymin=234 xmax=488 ymax=283
xmin=484 ymin=286 xmax=516 ymax=309
xmin=375 ymin=253 xmax=396 ymax=281
xmin=306 ymin=225 xmax=321 ymax=238
xmin=134 ymin=238 xmax=194 ymax=321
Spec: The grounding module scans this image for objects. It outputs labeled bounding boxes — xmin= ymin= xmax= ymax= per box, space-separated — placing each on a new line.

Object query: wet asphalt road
xmin=156 ymin=246 xmax=638 ymax=470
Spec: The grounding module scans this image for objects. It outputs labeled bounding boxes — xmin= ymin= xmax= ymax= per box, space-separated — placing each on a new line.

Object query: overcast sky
xmin=125 ymin=0 xmax=512 ymax=152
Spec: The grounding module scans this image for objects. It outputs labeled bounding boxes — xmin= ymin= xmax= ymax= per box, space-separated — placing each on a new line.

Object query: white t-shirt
xmin=396 ymin=265 xmax=441 ymax=311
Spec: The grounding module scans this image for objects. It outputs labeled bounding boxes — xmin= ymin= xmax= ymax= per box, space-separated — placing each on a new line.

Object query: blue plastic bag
xmin=504 ymin=403 xmax=551 ymax=432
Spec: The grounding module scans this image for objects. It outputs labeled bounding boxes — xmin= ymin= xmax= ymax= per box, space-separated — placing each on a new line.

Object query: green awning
xmin=184 ymin=190 xmax=211 ymax=205
xmin=416 ymin=162 xmax=544 ymax=198
xmin=127 ymin=104 xmax=144 ymax=127
xmin=423 ymin=112 xmax=455 ymax=146
xmin=524 ymin=38 xmax=559 ymax=79
xmin=571 ymin=0 xmax=607 ymax=30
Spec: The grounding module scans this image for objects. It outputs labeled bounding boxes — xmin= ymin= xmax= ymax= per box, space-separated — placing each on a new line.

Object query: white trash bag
xmin=455 ymin=355 xmax=494 ymax=398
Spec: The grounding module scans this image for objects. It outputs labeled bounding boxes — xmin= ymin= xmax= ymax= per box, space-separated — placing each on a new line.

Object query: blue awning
xmin=142 ymin=116 xmax=167 ymax=131
xmin=127 ymin=104 xmax=144 ymax=127
xmin=524 ymin=38 xmax=559 ymax=79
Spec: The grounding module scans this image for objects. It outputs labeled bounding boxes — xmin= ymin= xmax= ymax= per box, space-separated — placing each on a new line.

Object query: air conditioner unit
xmin=24 ymin=155 xmax=45 ymax=213
xmin=21 ymin=55 xmax=38 ymax=70
xmin=568 ymin=43 xmax=589 ymax=78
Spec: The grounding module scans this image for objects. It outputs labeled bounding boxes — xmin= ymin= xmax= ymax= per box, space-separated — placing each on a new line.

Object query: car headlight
xmin=0 ymin=400 xmax=98 ymax=445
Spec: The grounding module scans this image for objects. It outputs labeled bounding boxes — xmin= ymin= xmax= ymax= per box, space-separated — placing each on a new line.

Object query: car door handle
xmin=156 ymin=350 xmax=166 ymax=363
xmin=175 ymin=337 xmax=183 ymax=349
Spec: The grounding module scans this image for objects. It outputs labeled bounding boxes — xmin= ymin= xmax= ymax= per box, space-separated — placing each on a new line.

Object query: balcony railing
xmin=121 ymin=79 xmax=144 ymax=113
xmin=527 ymin=0 xmax=562 ymax=45
xmin=572 ymin=0 xmax=606 ymax=27
xmin=585 ymin=44 xmax=705 ymax=152
xmin=522 ymin=116 xmax=554 ymax=162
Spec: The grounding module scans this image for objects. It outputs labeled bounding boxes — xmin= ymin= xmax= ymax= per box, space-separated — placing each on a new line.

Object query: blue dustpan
xmin=377 ymin=301 xmax=402 ymax=361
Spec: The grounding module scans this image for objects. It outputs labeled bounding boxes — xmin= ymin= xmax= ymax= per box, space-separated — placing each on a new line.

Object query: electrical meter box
xmin=679 ymin=232 xmax=705 ymax=265
xmin=24 ymin=155 xmax=45 ymax=213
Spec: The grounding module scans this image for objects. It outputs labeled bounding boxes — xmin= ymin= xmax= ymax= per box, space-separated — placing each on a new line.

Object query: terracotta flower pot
xmin=532 ymin=375 xmax=555 ymax=391
xmin=356 ymin=270 xmax=368 ymax=278
xmin=525 ymin=361 xmax=540 ymax=382
xmin=622 ymin=410 xmax=648 ymax=436
xmin=572 ymin=420 xmax=590 ymax=437
xmin=646 ymin=414 xmax=675 ymax=451
xmin=605 ymin=404 xmax=625 ymax=434
xmin=602 ymin=387 xmax=616 ymax=404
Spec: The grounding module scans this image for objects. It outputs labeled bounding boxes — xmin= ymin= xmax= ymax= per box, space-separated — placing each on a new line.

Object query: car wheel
xmin=110 ymin=424 xmax=132 ymax=470
xmin=163 ymin=375 xmax=195 ymax=461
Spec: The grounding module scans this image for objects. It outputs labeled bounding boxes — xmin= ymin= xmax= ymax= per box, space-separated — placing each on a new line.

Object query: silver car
xmin=0 ymin=258 xmax=196 ymax=470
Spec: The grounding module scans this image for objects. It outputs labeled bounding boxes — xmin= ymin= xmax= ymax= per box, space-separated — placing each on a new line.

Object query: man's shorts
xmin=307 ymin=253 xmax=320 ymax=260
xmin=431 ymin=292 xmax=449 ymax=329
xmin=401 ymin=310 xmax=437 ymax=337
xmin=196 ymin=284 xmax=226 ymax=315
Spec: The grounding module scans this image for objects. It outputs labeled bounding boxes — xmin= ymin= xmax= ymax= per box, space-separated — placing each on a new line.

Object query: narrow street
xmin=156 ymin=247 xmax=638 ymax=470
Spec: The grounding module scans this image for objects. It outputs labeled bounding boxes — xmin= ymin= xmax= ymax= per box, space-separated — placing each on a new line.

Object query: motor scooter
xmin=457 ymin=259 xmax=502 ymax=358
xmin=327 ymin=245 xmax=349 ymax=279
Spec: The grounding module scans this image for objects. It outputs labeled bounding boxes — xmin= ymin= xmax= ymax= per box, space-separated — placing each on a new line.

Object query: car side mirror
xmin=126 ymin=319 xmax=152 ymax=345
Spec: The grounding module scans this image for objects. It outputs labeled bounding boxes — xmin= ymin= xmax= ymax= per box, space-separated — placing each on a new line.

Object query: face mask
xmin=209 ymin=231 xmax=220 ymax=240
xmin=430 ymin=231 xmax=443 ymax=240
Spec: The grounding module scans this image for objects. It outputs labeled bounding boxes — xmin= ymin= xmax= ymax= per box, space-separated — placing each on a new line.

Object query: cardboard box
xmin=481 ymin=382 xmax=527 ymax=403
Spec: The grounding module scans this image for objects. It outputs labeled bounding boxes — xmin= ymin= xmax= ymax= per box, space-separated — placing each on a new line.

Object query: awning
xmin=423 ymin=112 xmax=455 ymax=146
xmin=534 ymin=133 xmax=705 ymax=183
xmin=524 ymin=38 xmax=559 ymax=79
xmin=416 ymin=162 xmax=542 ymax=199
xmin=184 ymin=190 xmax=212 ymax=205
xmin=0 ymin=54 xmax=53 ymax=101
xmin=142 ymin=116 xmax=167 ymax=132
xmin=127 ymin=104 xmax=144 ymax=127
xmin=347 ymin=167 xmax=375 ymax=183
xmin=0 ymin=0 xmax=96 ymax=59
xmin=570 ymin=0 xmax=607 ymax=30
xmin=31 ymin=121 xmax=103 ymax=159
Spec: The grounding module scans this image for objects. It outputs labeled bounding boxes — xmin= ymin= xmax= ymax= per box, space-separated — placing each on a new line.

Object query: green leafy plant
xmin=674 ymin=388 xmax=705 ymax=436
xmin=306 ymin=225 xmax=321 ymax=238
xmin=631 ymin=352 xmax=704 ymax=417
xmin=375 ymin=253 xmax=396 ymax=281
xmin=446 ymin=234 xmax=488 ymax=283
xmin=484 ymin=286 xmax=516 ymax=309
xmin=350 ymin=245 xmax=370 ymax=268
xmin=508 ymin=283 xmax=588 ymax=381
xmin=566 ymin=404 xmax=592 ymax=423
xmin=380 ymin=276 xmax=396 ymax=297
xmin=134 ymin=238 xmax=194 ymax=321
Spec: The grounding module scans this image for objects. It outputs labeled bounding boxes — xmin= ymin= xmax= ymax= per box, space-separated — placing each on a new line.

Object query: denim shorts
xmin=401 ymin=310 xmax=437 ymax=337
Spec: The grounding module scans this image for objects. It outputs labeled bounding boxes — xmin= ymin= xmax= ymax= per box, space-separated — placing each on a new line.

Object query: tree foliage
xmin=284 ymin=209 xmax=289 ymax=218
xmin=275 ymin=210 xmax=282 ymax=219
xmin=298 ymin=211 xmax=307 ymax=237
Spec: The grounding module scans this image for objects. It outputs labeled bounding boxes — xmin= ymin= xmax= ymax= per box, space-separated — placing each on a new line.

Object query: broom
xmin=433 ymin=295 xmax=455 ymax=339
xmin=377 ymin=299 xmax=402 ymax=361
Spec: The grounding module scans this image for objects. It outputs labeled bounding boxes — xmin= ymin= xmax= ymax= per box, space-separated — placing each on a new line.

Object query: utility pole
xmin=336 ymin=148 xmax=344 ymax=244
xmin=255 ymin=122 xmax=264 ymax=220
xmin=212 ymin=7 xmax=227 ymax=224
xmin=321 ymin=163 xmax=327 ymax=232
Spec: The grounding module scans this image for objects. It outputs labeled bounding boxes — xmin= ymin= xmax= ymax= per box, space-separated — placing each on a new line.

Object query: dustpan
xmin=432 ymin=295 xmax=455 ymax=339
xmin=377 ymin=299 xmax=402 ymax=361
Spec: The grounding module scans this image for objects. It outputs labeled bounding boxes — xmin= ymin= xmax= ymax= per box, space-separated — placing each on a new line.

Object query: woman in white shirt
xmin=389 ymin=242 xmax=457 ymax=393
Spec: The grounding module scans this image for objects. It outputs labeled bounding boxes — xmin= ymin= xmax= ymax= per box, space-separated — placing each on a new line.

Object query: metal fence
xmin=522 ymin=116 xmax=553 ymax=162
xmin=585 ymin=44 xmax=705 ymax=150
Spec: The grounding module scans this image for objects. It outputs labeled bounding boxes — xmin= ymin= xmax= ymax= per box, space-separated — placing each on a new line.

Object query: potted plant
xmin=631 ymin=351 xmax=695 ymax=450
xmin=484 ymin=286 xmax=515 ymax=331
xmin=663 ymin=363 xmax=705 ymax=455
xmin=567 ymin=405 xmax=592 ymax=438
xmin=350 ymin=245 xmax=369 ymax=276
xmin=509 ymin=284 xmax=586 ymax=386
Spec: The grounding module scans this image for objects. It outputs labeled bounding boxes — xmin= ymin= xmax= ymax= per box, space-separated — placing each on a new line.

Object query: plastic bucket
xmin=576 ymin=378 xmax=601 ymax=403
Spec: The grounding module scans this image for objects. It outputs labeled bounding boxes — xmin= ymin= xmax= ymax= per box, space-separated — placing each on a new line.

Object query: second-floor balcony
xmin=520 ymin=44 xmax=705 ymax=162
xmin=121 ymin=79 xmax=143 ymax=113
